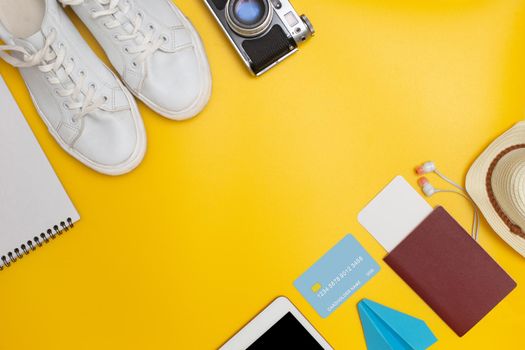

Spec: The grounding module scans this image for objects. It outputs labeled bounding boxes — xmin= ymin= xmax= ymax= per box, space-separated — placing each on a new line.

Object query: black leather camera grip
xmin=242 ymin=25 xmax=296 ymax=75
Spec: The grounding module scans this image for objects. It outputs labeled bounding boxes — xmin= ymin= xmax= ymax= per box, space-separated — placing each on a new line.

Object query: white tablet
xmin=220 ymin=297 xmax=333 ymax=350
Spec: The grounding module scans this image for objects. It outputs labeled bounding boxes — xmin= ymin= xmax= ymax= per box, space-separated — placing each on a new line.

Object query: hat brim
xmin=466 ymin=121 xmax=525 ymax=257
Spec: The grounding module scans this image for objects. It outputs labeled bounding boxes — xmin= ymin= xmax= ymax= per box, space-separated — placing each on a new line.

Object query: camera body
xmin=204 ymin=0 xmax=314 ymax=76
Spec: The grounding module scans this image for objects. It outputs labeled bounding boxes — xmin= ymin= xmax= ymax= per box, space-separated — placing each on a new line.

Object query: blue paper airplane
xmin=358 ymin=299 xmax=437 ymax=350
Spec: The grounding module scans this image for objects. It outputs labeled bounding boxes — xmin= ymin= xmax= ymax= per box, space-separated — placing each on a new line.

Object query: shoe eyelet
xmin=131 ymin=61 xmax=138 ymax=68
xmin=89 ymin=83 xmax=97 ymax=90
xmin=103 ymin=96 xmax=109 ymax=103
xmin=161 ymin=34 xmax=169 ymax=43
xmin=123 ymin=47 xmax=130 ymax=53
xmin=148 ymin=24 xmax=155 ymax=31
xmin=62 ymin=102 xmax=69 ymax=110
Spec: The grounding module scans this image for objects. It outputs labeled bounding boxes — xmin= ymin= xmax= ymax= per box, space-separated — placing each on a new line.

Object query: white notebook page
xmin=0 ymin=76 xmax=80 ymax=268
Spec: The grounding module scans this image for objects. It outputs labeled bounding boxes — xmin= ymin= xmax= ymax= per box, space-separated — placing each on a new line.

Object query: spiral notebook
xmin=0 ymin=76 xmax=80 ymax=270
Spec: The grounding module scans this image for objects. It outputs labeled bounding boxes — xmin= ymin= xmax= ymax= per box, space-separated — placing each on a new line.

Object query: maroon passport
xmin=384 ymin=206 xmax=516 ymax=336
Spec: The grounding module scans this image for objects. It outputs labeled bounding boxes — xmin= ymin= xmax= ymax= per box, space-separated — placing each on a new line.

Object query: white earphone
xmin=418 ymin=177 xmax=436 ymax=196
xmin=416 ymin=161 xmax=436 ymax=175
xmin=416 ymin=161 xmax=465 ymax=192
xmin=415 ymin=161 xmax=480 ymax=240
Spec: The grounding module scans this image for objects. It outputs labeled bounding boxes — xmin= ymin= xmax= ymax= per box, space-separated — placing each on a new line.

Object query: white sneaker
xmin=60 ymin=0 xmax=212 ymax=120
xmin=0 ymin=0 xmax=146 ymax=176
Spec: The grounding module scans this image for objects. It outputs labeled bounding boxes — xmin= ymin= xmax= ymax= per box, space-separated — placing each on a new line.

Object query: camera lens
xmin=226 ymin=0 xmax=273 ymax=37
xmin=234 ymin=0 xmax=265 ymax=25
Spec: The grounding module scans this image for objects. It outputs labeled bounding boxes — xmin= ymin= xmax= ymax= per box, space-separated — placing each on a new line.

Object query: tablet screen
xmin=246 ymin=312 xmax=324 ymax=349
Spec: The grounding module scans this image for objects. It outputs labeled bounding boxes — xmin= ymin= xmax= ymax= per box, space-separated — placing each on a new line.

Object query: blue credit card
xmin=294 ymin=235 xmax=380 ymax=318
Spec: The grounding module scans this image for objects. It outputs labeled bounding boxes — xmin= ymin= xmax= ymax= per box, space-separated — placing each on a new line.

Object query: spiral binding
xmin=0 ymin=217 xmax=74 ymax=271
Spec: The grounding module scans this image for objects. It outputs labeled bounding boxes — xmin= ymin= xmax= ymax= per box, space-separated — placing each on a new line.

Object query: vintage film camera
xmin=204 ymin=0 xmax=314 ymax=75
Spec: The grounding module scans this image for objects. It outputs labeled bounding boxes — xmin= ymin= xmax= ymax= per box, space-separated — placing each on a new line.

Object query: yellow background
xmin=1 ymin=0 xmax=525 ymax=348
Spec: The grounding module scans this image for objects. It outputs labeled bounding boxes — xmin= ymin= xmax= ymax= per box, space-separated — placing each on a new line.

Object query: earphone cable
xmin=434 ymin=189 xmax=479 ymax=240
xmin=434 ymin=169 xmax=466 ymax=192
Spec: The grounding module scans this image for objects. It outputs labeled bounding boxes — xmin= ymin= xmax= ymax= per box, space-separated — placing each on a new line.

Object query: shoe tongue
xmin=113 ymin=8 xmax=148 ymax=46
xmin=21 ymin=29 xmax=72 ymax=89
xmin=19 ymin=30 xmax=46 ymax=50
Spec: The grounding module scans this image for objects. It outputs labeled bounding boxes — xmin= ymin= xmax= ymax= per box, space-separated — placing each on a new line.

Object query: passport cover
xmin=384 ymin=206 xmax=516 ymax=336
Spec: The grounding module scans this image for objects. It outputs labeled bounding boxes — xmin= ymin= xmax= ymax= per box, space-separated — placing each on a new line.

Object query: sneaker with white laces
xmin=0 ymin=0 xmax=146 ymax=176
xmin=60 ymin=0 xmax=212 ymax=121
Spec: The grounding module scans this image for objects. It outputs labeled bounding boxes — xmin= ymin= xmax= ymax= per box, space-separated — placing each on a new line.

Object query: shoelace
xmin=0 ymin=29 xmax=104 ymax=122
xmin=61 ymin=0 xmax=165 ymax=67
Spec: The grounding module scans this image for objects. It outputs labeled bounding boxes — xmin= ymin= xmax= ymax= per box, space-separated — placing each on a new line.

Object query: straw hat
xmin=466 ymin=121 xmax=525 ymax=257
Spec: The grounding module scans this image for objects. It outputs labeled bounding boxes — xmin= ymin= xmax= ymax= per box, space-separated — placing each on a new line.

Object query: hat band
xmin=486 ymin=144 xmax=525 ymax=239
